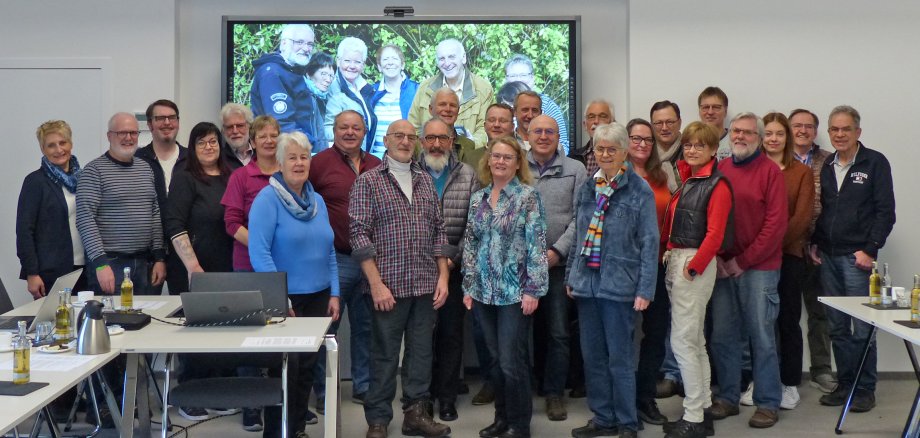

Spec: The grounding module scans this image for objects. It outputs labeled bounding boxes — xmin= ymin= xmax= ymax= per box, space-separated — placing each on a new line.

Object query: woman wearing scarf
xmin=304 ymin=52 xmax=335 ymax=152
xmin=565 ymin=122 xmax=659 ymax=438
xmin=248 ymin=130 xmax=340 ymax=438
xmin=16 ymin=120 xmax=87 ymax=299
xmin=462 ymin=136 xmax=548 ymax=438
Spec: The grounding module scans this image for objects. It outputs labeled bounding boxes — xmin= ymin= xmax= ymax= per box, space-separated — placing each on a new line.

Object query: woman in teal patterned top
xmin=462 ymin=136 xmax=548 ymax=438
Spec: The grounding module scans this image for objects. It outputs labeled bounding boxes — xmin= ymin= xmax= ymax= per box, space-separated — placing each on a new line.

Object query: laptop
xmin=0 ymin=268 xmax=83 ymax=332
xmin=189 ymin=272 xmax=288 ymax=317
xmin=179 ymin=290 xmax=267 ymax=326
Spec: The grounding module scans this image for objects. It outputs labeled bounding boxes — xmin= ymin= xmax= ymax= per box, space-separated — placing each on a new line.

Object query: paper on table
xmin=0 ymin=353 xmax=96 ymax=372
xmin=130 ymin=301 xmax=167 ymax=310
xmin=241 ymin=337 xmax=317 ymax=347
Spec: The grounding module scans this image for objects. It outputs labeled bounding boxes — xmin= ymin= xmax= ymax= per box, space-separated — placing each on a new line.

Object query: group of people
xmin=248 ymin=23 xmax=570 ymax=157
xmin=15 ymin=80 xmax=895 ymax=438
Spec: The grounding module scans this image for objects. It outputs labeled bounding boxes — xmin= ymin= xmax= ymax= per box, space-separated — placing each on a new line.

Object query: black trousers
xmin=637 ymin=264 xmax=670 ymax=402
xmin=430 ymin=271 xmax=466 ymax=403
xmin=777 ymin=254 xmax=806 ymax=386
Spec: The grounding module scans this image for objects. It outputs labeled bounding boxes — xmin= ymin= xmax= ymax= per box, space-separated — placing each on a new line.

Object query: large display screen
xmin=224 ymin=17 xmax=578 ymax=157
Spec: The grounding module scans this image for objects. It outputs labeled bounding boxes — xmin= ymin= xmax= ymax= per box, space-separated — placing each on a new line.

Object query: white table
xmin=819 ymin=296 xmax=920 ymax=437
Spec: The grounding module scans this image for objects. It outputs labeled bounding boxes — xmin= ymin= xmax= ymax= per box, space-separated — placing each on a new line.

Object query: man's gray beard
xmin=225 ymin=137 xmax=249 ymax=152
xmin=422 ymin=152 xmax=449 ymax=172
xmin=732 ymin=142 xmax=759 ymax=160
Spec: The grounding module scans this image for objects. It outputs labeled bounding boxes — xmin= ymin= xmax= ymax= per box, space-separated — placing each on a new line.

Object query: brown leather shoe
xmin=708 ymin=399 xmax=739 ymax=420
xmin=367 ymin=423 xmax=388 ymax=438
xmin=748 ymin=408 xmax=778 ymax=428
xmin=402 ymin=401 xmax=451 ymax=437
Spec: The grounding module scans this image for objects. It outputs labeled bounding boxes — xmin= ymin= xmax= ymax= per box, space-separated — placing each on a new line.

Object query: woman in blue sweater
xmin=248 ymin=130 xmax=340 ymax=437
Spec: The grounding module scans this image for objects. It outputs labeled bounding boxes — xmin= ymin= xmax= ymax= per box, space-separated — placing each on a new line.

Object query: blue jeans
xmin=314 ymin=252 xmax=371 ymax=397
xmin=532 ymin=267 xmax=569 ymax=396
xmin=86 ymin=255 xmax=154 ymax=295
xmin=577 ymin=297 xmax=639 ymax=432
xmin=710 ymin=270 xmax=782 ymax=410
xmin=474 ymin=302 xmax=533 ymax=431
xmin=472 ymin=304 xmax=494 ymax=386
xmin=820 ymin=252 xmax=876 ymax=392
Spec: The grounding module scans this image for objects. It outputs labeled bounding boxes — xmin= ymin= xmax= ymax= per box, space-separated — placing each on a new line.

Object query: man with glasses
xmin=569 ymin=99 xmax=614 ymax=176
xmin=504 ymin=54 xmax=570 ymax=154
xmin=484 ymin=103 xmax=515 ymax=143
xmin=419 ymin=118 xmax=478 ymax=422
xmin=787 ymin=108 xmax=836 ymax=394
xmin=220 ymin=102 xmax=254 ymax=170
xmin=250 ymin=23 xmax=318 ymax=138
xmin=650 ymin=100 xmax=683 ymax=177
xmin=409 ymin=38 xmax=493 ymax=148
xmin=135 ymin=99 xmax=185 ymax=293
xmin=77 ymin=112 xmax=166 ymax=296
xmin=513 ymin=90 xmax=542 ymax=150
xmin=811 ymin=106 xmax=895 ymax=413
xmin=709 ymin=112 xmax=788 ymax=429
xmin=526 ymin=114 xmax=587 ymax=422
xmin=351 ymin=119 xmax=451 ymax=438
xmin=427 ymin=87 xmax=483 ymax=168
xmin=697 ymin=86 xmax=732 ymax=160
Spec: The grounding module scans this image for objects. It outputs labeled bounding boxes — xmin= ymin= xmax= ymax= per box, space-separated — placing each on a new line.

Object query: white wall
xmin=630 ymin=0 xmax=920 ymax=371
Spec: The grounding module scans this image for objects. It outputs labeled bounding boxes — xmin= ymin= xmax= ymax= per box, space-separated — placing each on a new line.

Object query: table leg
xmin=122 ymin=353 xmax=138 ymax=438
xmin=902 ymin=341 xmax=920 ymax=438
xmin=323 ymin=335 xmax=339 ymax=438
xmin=137 ymin=354 xmax=151 ymax=437
xmin=835 ymin=325 xmax=877 ymax=434
xmin=95 ymin=371 xmax=123 ymax=436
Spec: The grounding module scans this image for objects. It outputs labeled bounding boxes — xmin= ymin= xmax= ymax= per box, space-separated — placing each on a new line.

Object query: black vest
xmin=669 ymin=169 xmax=734 ymax=250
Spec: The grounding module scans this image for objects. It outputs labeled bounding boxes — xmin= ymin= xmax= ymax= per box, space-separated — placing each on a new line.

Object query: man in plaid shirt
xmin=350 ymin=119 xmax=451 ymax=438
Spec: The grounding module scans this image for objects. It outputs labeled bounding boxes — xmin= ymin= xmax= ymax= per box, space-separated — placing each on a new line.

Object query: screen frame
xmin=222 ymin=15 xmax=582 ymax=148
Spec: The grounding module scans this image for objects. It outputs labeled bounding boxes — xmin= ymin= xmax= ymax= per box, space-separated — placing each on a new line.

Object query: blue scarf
xmin=269 ymin=172 xmax=318 ymax=221
xmin=41 ymin=155 xmax=81 ymax=193
xmin=304 ymin=77 xmax=329 ymax=100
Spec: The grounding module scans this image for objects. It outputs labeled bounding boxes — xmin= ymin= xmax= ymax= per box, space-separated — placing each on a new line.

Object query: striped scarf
xmin=580 ymin=165 xmax=627 ymax=268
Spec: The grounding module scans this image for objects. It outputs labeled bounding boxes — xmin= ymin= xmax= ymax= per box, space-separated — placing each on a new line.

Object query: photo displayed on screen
xmin=225 ymin=19 xmax=576 ymax=158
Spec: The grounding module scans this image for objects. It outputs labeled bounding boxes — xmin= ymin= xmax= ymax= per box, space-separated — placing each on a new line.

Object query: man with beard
xmin=135 ymin=99 xmax=185 ymax=292
xmin=250 ymin=24 xmax=317 ymax=137
xmin=409 ymin=38 xmax=493 ymax=148
xmin=419 ymin=118 xmax=478 ymax=422
xmin=513 ymin=90 xmax=542 ymax=150
xmin=427 ymin=87 xmax=484 ymax=169
xmin=569 ymin=99 xmax=614 ymax=176
xmin=709 ymin=112 xmax=787 ymax=429
xmin=220 ymin=102 xmax=254 ymax=170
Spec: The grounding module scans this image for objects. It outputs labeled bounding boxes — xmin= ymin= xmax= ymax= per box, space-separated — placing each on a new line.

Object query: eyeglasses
xmin=223 ymin=123 xmax=248 ymax=132
xmin=699 ymin=104 xmax=724 ymax=112
xmin=109 ymin=130 xmax=140 ymax=139
xmin=506 ymin=72 xmax=533 ymax=81
xmin=530 ymin=128 xmax=557 ymax=136
xmin=196 ymin=139 xmax=219 ymax=148
xmin=490 ymin=153 xmax=516 ymax=162
xmin=314 ymin=71 xmax=334 ymax=80
xmin=731 ymin=128 xmax=758 ymax=137
xmin=486 ymin=117 xmax=512 ymax=125
xmin=284 ymin=38 xmax=315 ymax=49
xmin=682 ymin=143 xmax=707 ymax=151
xmin=828 ymin=126 xmax=855 ymax=134
xmin=791 ymin=123 xmax=816 ymax=131
xmin=629 ymin=135 xmax=655 ymax=146
xmin=652 ymin=119 xmax=679 ymax=129
xmin=152 ymin=115 xmax=178 ymax=123
xmin=585 ymin=113 xmax=612 ymax=122
xmin=388 ymin=133 xmax=419 ymax=142
xmin=594 ymin=147 xmax=622 ymax=156
xmin=423 ymin=134 xmax=451 ymax=144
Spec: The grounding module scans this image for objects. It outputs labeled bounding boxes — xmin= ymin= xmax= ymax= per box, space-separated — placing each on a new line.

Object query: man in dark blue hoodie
xmin=250 ymin=24 xmax=318 ymax=141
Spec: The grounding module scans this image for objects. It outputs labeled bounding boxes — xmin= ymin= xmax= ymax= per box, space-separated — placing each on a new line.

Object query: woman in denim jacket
xmin=565 ymin=123 xmax=659 ymax=438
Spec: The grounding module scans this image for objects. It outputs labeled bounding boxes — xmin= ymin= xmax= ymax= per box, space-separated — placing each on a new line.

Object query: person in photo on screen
xmin=504 ymin=54 xmax=570 ymax=154
xmin=369 ymin=44 xmax=420 ymax=158
xmin=310 ymin=109 xmax=381 ymax=410
xmin=16 ymin=119 xmax=88 ymax=299
xmin=565 ymin=122 xmax=659 ymax=438
xmin=409 ymin=38 xmax=494 ymax=149
xmin=462 ymin=135 xmax=547 ymax=438
xmin=220 ymin=102 xmax=254 ymax=170
xmin=324 ymin=36 xmax=377 ymax=152
xmin=350 ymin=120 xmax=451 ymax=438
xmin=569 ymin=99 xmax=614 ymax=177
xmin=512 ymin=90 xmax=542 ymax=150
xmin=658 ymin=122 xmax=732 ymax=438
xmin=810 ymin=106 xmax=895 ymax=414
xmin=249 ymin=24 xmax=320 ymax=141
xmin=496 ymin=81 xmax=530 ymax=108
xmin=760 ymin=112 xmax=815 ymax=412
xmin=427 ymin=87 xmax=482 ymax=169
xmin=525 ymin=115 xmax=586 ymax=424
xmin=248 ymin=131 xmax=341 ymax=438
xmin=786 ymin=108 xmax=836 ymax=394
xmin=418 ymin=118 xmax=478 ymax=423
xmin=303 ymin=52 xmax=335 ymax=153
xmin=697 ymin=87 xmax=732 ymax=161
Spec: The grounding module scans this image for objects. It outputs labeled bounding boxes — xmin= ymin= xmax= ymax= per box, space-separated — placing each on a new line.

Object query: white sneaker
xmin=780 ymin=385 xmax=801 ymax=410
xmin=740 ymin=383 xmax=754 ymax=406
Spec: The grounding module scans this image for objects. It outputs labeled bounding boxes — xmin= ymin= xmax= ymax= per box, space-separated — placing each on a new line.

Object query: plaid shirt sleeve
xmin=348 ymin=173 xmax=377 ymax=262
